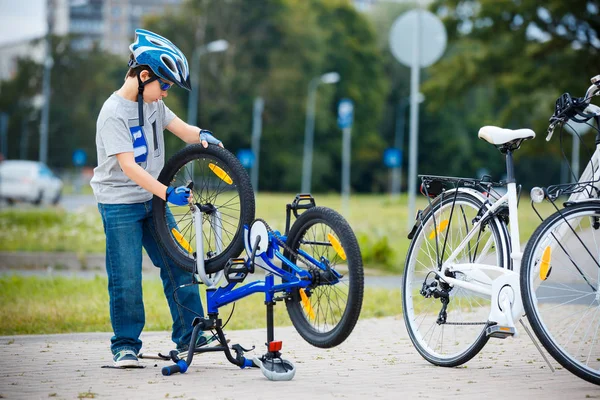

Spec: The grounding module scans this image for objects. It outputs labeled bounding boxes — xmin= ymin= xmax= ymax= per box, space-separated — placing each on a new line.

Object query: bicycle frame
xmin=190 ymin=204 xmax=340 ymax=315
xmin=424 ymin=152 xmax=525 ymax=331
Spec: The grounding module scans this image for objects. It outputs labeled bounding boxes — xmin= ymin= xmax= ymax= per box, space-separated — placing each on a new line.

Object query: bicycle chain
xmin=251 ymin=218 xmax=317 ymax=274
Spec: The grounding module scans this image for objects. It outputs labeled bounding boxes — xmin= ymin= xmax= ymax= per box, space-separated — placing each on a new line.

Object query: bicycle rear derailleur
xmin=420 ymin=275 xmax=451 ymax=325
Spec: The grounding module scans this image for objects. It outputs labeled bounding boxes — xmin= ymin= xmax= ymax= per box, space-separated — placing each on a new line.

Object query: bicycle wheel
xmin=403 ymin=191 xmax=509 ymax=367
xmin=153 ymin=144 xmax=255 ymax=274
xmin=522 ymin=202 xmax=600 ymax=385
xmin=284 ymin=207 xmax=364 ymax=348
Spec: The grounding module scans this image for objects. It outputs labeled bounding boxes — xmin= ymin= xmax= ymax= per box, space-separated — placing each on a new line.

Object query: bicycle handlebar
xmin=162 ymin=360 xmax=188 ymax=376
xmin=546 ymin=75 xmax=600 ymax=141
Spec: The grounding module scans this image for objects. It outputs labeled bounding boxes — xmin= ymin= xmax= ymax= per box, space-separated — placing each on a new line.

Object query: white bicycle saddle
xmin=478 ymin=126 xmax=536 ymax=145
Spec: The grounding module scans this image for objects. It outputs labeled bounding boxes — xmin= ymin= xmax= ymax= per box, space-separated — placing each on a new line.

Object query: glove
xmin=199 ymin=129 xmax=222 ymax=146
xmin=166 ymin=186 xmax=191 ymax=206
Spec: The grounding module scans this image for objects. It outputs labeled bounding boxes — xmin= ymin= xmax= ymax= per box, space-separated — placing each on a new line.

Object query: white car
xmin=0 ymin=160 xmax=63 ymax=205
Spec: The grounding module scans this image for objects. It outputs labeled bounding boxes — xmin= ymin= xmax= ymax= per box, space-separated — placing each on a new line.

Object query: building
xmin=103 ymin=0 xmax=183 ymax=56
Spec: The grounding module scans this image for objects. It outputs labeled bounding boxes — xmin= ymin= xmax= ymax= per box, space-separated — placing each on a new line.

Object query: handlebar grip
xmin=162 ymin=360 xmax=188 ymax=376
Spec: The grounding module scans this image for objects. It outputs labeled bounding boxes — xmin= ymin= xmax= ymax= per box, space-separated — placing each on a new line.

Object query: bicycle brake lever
xmin=546 ymin=122 xmax=557 ymax=142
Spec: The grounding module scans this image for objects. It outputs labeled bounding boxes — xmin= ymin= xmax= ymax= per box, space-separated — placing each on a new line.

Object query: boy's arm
xmin=116 ymin=152 xmax=169 ymax=200
xmin=166 ymin=116 xmax=224 ymax=148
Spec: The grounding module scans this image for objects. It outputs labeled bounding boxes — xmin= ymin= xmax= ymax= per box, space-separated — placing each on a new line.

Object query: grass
xmin=0 ymin=275 xmax=400 ymax=335
xmin=0 ymin=193 xmax=560 ymax=274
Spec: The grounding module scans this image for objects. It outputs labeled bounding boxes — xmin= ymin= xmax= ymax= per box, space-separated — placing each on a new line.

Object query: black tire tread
xmin=284 ymin=206 xmax=364 ymax=348
xmin=153 ymin=144 xmax=255 ymax=274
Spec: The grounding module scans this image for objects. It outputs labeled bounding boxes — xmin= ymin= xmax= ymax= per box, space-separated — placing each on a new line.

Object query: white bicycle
xmin=403 ymin=75 xmax=600 ymax=385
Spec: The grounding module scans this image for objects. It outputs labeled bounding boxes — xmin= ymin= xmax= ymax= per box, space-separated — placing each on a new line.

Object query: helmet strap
xmin=135 ymin=70 xmax=159 ymax=126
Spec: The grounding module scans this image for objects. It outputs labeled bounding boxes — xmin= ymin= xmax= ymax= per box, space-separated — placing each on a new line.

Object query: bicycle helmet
xmin=128 ymin=29 xmax=191 ymax=125
xmin=129 ymin=29 xmax=191 ymax=90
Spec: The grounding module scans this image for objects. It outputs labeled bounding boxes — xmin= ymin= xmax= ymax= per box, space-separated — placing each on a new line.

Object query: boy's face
xmin=140 ymin=70 xmax=172 ymax=103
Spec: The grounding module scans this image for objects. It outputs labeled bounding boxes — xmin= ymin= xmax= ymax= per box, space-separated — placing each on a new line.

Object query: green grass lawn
xmin=0 ymin=275 xmax=400 ymax=335
xmin=0 ymin=192 xmax=561 ymax=274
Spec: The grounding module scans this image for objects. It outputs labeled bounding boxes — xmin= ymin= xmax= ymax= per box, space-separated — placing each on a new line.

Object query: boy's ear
xmin=140 ymin=69 xmax=151 ymax=82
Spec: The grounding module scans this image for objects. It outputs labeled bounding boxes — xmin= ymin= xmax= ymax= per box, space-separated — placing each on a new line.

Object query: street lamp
xmin=301 ymin=71 xmax=340 ymax=193
xmin=187 ymin=39 xmax=229 ymax=126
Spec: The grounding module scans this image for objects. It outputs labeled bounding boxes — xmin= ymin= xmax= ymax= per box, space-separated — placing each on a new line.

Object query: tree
xmin=146 ymin=0 xmax=388 ymax=192
xmin=423 ymin=0 xmax=599 ymax=187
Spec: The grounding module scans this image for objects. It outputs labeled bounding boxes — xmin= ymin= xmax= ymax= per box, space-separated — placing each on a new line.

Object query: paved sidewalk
xmin=0 ymin=316 xmax=597 ymax=400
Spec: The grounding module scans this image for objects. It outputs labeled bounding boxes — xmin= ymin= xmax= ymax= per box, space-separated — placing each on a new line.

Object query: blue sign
xmin=237 ymin=149 xmax=255 ymax=168
xmin=72 ymin=149 xmax=87 ymax=167
xmin=383 ymin=148 xmax=402 ymax=168
xmin=337 ymin=98 xmax=354 ymax=129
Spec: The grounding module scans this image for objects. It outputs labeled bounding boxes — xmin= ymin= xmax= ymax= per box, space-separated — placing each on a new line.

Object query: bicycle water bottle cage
xmin=224 ymin=258 xmax=249 ymax=284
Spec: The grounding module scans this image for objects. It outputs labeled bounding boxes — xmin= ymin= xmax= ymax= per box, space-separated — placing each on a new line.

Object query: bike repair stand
xmin=142 ymin=202 xmax=296 ymax=380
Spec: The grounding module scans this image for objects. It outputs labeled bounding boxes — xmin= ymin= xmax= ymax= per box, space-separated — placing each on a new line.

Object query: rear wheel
xmin=403 ymin=191 xmax=509 ymax=367
xmin=284 ymin=207 xmax=364 ymax=348
xmin=153 ymin=144 xmax=255 ymax=274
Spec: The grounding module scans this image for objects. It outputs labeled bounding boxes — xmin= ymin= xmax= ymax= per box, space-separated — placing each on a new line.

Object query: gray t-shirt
xmin=90 ymin=93 xmax=176 ymax=204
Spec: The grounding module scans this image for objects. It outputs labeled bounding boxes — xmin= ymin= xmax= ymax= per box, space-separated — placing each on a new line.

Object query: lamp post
xmin=187 ymin=39 xmax=229 ymax=126
xmin=301 ymin=72 xmax=340 ymax=193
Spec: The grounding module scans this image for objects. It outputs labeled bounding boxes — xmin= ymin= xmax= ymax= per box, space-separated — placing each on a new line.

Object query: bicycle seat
xmin=478 ymin=126 xmax=535 ymax=146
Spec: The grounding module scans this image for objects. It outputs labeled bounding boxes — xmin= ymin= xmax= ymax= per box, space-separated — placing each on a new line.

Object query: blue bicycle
xmin=149 ymin=144 xmax=364 ymax=379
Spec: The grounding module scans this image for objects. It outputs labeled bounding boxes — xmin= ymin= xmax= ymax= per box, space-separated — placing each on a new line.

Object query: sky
xmin=0 ymin=0 xmax=46 ymax=46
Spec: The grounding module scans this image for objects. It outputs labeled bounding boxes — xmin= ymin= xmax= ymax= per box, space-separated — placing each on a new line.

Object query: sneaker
xmin=113 ymin=349 xmax=139 ymax=367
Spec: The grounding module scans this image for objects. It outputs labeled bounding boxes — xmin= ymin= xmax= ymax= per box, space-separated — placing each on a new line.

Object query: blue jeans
xmin=98 ymin=200 xmax=204 ymax=355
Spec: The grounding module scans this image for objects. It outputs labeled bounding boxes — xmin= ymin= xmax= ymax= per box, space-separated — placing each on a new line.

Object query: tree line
xmin=0 ymin=0 xmax=596 ymax=192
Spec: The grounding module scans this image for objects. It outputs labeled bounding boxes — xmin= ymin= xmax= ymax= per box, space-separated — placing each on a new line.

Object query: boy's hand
xmin=166 ymin=186 xmax=191 ymax=206
xmin=199 ymin=129 xmax=224 ymax=148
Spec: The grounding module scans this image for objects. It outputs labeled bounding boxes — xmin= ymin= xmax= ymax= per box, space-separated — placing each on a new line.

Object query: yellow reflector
xmin=299 ymin=289 xmax=315 ymax=320
xmin=539 ymin=246 xmax=552 ymax=281
xmin=171 ymin=228 xmax=193 ymax=254
xmin=428 ymin=219 xmax=449 ymax=240
xmin=327 ymin=233 xmax=347 ymax=260
xmin=499 ymin=327 xmax=511 ymax=332
xmin=208 ymin=163 xmax=233 ymax=185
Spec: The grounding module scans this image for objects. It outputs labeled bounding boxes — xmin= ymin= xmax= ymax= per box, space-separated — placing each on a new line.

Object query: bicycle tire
xmin=283 ymin=207 xmax=364 ymax=348
xmin=403 ymin=190 xmax=509 ymax=367
xmin=153 ymin=144 xmax=255 ymax=274
xmin=521 ymin=202 xmax=600 ymax=385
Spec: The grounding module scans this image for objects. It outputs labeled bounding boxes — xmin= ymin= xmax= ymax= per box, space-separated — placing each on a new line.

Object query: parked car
xmin=0 ymin=160 xmax=63 ymax=205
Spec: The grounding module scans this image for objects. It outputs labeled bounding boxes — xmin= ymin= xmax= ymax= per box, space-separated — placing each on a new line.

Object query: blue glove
xmin=166 ymin=186 xmax=191 ymax=206
xmin=199 ymin=129 xmax=222 ymax=146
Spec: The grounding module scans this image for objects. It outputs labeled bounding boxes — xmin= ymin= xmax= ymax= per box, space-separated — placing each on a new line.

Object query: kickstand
xmin=519 ymin=319 xmax=555 ymax=372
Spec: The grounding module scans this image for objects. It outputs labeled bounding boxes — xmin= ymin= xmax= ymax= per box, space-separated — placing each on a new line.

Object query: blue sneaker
xmin=113 ymin=349 xmax=139 ymax=367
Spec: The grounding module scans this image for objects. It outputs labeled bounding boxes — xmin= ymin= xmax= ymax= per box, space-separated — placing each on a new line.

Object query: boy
xmin=90 ymin=29 xmax=222 ymax=367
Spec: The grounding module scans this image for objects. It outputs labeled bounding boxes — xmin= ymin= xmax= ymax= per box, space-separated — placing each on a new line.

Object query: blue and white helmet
xmin=129 ymin=29 xmax=191 ymax=91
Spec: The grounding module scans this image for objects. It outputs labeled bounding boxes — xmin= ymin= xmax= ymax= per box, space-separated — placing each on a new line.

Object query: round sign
xmin=389 ymin=9 xmax=447 ymax=68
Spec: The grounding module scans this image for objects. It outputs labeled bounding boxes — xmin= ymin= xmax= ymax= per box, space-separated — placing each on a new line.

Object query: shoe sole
xmin=114 ymin=359 xmax=139 ymax=368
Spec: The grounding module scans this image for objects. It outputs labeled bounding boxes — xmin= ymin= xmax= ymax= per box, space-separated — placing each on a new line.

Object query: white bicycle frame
xmin=432 ymin=182 xmax=524 ymax=332
xmin=430 ymin=81 xmax=600 ymax=335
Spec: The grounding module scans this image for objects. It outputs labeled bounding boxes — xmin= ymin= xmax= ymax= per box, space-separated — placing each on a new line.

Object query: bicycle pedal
xmin=224 ymin=258 xmax=249 ymax=283
xmin=486 ymin=325 xmax=516 ymax=339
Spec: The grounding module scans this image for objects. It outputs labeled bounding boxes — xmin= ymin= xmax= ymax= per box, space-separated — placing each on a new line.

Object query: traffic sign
xmin=337 ymin=98 xmax=354 ymax=129
xmin=384 ymin=148 xmax=402 ymax=168
xmin=72 ymin=149 xmax=87 ymax=167
xmin=237 ymin=149 xmax=255 ymax=168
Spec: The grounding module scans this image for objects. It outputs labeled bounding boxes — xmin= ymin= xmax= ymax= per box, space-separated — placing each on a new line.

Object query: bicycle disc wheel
xmin=403 ymin=191 xmax=509 ymax=367
xmin=522 ymin=202 xmax=600 ymax=385
xmin=284 ymin=207 xmax=364 ymax=348
xmin=153 ymin=144 xmax=255 ymax=274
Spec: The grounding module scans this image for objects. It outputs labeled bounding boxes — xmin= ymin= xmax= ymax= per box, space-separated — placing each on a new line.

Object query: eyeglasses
xmin=158 ymin=79 xmax=173 ymax=91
